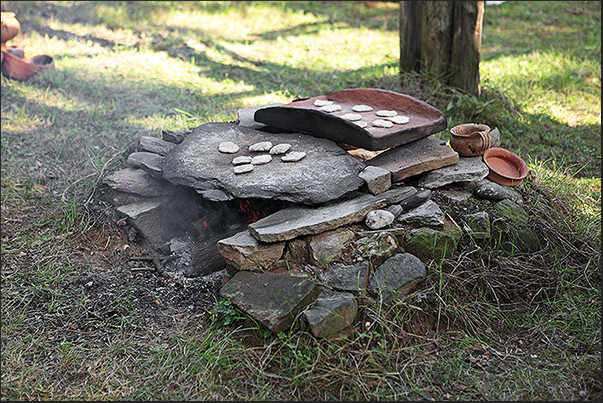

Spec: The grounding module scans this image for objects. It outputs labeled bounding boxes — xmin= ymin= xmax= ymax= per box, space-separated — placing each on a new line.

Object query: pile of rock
xmin=98 ymin=104 xmax=540 ymax=338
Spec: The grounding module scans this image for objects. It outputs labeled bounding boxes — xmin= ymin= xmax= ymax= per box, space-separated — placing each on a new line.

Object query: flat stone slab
xmin=366 ymin=136 xmax=459 ymax=182
xmin=217 ymin=229 xmax=286 ymax=271
xmin=220 ymin=271 xmax=319 ymax=334
xmin=417 ymin=156 xmax=489 ymax=189
xmin=161 ymin=122 xmax=365 ymax=205
xmin=248 ymin=193 xmax=387 ymax=243
xmin=304 ymin=288 xmax=358 ymax=338
xmin=368 ymin=253 xmax=426 ymax=304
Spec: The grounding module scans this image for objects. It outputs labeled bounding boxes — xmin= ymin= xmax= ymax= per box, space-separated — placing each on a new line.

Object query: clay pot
xmin=1 ymin=50 xmax=55 ymax=81
xmin=449 ymin=123 xmax=492 ymax=157
xmin=483 ymin=147 xmax=528 ymax=186
xmin=1 ymin=12 xmax=20 ymax=50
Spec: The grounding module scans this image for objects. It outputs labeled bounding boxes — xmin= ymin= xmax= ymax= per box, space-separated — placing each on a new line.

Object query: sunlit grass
xmin=481 ymin=52 xmax=601 ymax=127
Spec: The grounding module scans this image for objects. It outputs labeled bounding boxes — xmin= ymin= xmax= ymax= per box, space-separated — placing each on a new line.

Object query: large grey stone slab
xmin=418 ymin=156 xmax=489 ymax=189
xmin=366 ymin=136 xmax=459 ymax=182
xmin=161 ymin=122 xmax=366 ymax=205
xmin=248 ymin=193 xmax=386 ymax=243
xmin=220 ymin=271 xmax=319 ymax=334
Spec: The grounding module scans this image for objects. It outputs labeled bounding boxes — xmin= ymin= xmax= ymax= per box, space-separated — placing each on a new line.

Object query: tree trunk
xmin=400 ymin=1 xmax=484 ymax=97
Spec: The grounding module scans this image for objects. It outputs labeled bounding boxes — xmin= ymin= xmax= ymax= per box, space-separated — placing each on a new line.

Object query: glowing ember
xmin=239 ymin=199 xmax=260 ymax=223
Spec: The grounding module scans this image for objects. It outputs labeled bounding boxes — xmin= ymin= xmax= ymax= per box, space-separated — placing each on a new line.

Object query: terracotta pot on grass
xmin=1 ymin=50 xmax=55 ymax=81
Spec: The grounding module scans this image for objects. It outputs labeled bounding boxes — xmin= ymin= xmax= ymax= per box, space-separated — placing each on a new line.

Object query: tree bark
xmin=400 ymin=1 xmax=484 ymax=96
xmin=399 ymin=1 xmax=423 ymax=72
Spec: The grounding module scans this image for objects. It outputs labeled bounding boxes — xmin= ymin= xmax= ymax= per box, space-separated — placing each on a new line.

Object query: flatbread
xmin=375 ymin=110 xmax=398 ymax=117
xmin=352 ymin=104 xmax=373 ymax=112
xmin=353 ymin=121 xmax=368 ymax=128
xmin=385 ymin=115 xmax=410 ymax=124
xmin=313 ymin=99 xmax=334 ymax=107
xmin=371 ymin=119 xmax=394 ymax=128
xmin=319 ymin=104 xmax=342 ymax=113
xmin=340 ymin=113 xmax=363 ymax=121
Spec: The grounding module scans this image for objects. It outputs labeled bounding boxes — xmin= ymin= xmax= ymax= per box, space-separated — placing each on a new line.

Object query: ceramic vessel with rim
xmin=1 ymin=12 xmax=20 ymax=51
xmin=483 ymin=147 xmax=528 ymax=186
xmin=449 ymin=123 xmax=492 ymax=157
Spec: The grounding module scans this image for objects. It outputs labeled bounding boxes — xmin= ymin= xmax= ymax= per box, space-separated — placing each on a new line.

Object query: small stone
xmin=219 ymin=141 xmax=240 ymax=154
xmin=314 ymin=99 xmax=334 ymax=107
xmin=340 ymin=113 xmax=363 ymax=121
xmin=269 ymin=143 xmax=292 ymax=155
xmin=385 ymin=115 xmax=410 ymax=124
xmin=232 ymin=156 xmax=253 ymax=165
xmin=234 ymin=164 xmax=254 ymax=174
xmin=372 ymin=119 xmax=394 ymax=128
xmin=251 ymin=154 xmax=272 ymax=165
xmin=320 ymin=104 xmax=342 ymax=113
xmin=352 ymin=104 xmax=373 ymax=112
xmin=281 ymin=151 xmax=306 ymax=162
xmin=365 ymin=210 xmax=395 ymax=229
xmin=375 ymin=110 xmax=398 ymax=117
xmin=249 ymin=141 xmax=273 ymax=152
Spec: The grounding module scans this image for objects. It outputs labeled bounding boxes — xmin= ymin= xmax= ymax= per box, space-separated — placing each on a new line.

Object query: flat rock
xmin=397 ymin=199 xmax=445 ymax=229
xmin=418 ymin=156 xmax=489 ymax=189
xmin=220 ymin=271 xmax=319 ymax=334
xmin=237 ymin=103 xmax=285 ymax=131
xmin=103 ymin=168 xmax=175 ymax=197
xmin=366 ymin=136 xmax=459 ymax=182
xmin=217 ymin=229 xmax=286 ymax=271
xmin=359 ymin=165 xmax=391 ymax=195
xmin=380 ymin=185 xmax=417 ymax=205
xmin=368 ymin=253 xmax=426 ymax=304
xmin=319 ymin=261 xmax=369 ymax=294
xmin=139 ymin=136 xmax=176 ymax=156
xmin=248 ymin=192 xmax=386 ymax=243
xmin=308 ymin=229 xmax=356 ymax=267
xmin=304 ymin=288 xmax=358 ymax=338
xmin=161 ymin=122 xmax=365 ymax=205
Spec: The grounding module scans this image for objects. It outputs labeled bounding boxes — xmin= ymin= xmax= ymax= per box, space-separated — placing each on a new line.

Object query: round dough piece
xmin=352 ymin=104 xmax=373 ymax=112
xmin=340 ymin=113 xmax=363 ymax=121
xmin=313 ymin=99 xmax=334 ymax=107
xmin=372 ymin=119 xmax=394 ymax=128
xmin=219 ymin=141 xmax=240 ymax=154
xmin=319 ymin=104 xmax=342 ymax=113
xmin=234 ymin=164 xmax=254 ymax=174
xmin=375 ymin=110 xmax=398 ymax=117
xmin=385 ymin=115 xmax=410 ymax=124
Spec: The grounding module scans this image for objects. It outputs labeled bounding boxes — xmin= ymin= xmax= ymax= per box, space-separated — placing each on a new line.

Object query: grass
xmin=1 ymin=1 xmax=601 ymax=401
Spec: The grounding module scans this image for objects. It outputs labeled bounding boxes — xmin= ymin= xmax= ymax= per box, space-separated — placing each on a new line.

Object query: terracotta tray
xmin=253 ymin=88 xmax=447 ymax=151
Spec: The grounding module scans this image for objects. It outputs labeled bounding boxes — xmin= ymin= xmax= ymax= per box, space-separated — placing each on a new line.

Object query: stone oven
xmin=98 ymin=88 xmax=525 ymax=337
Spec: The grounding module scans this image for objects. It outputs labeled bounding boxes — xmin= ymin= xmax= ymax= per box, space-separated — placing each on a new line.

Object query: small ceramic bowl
xmin=483 ymin=147 xmax=528 ymax=186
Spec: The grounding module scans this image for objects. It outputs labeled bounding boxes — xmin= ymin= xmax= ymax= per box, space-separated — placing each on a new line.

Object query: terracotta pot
xmin=483 ymin=147 xmax=528 ymax=186
xmin=449 ymin=123 xmax=492 ymax=157
xmin=1 ymin=12 xmax=20 ymax=49
xmin=1 ymin=50 xmax=55 ymax=81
